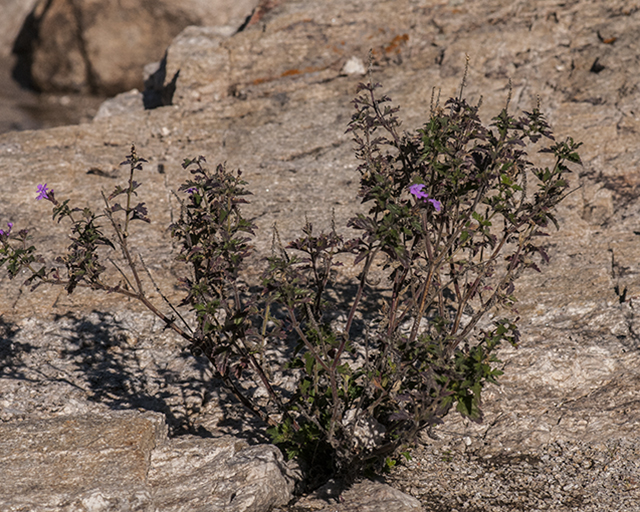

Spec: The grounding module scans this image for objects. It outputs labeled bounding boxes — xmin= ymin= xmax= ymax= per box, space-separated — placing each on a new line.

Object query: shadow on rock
xmin=48 ymin=309 xmax=269 ymax=442
xmin=0 ymin=315 xmax=35 ymax=380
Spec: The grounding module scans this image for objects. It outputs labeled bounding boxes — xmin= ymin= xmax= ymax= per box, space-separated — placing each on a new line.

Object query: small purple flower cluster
xmin=409 ymin=184 xmax=441 ymax=211
xmin=0 ymin=222 xmax=13 ymax=236
xmin=36 ymin=183 xmax=52 ymax=201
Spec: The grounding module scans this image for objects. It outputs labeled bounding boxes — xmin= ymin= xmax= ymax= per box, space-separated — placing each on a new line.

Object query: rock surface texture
xmin=1 ymin=411 xmax=296 ymax=511
xmin=0 ymin=0 xmax=39 ymax=58
xmin=12 ymin=0 xmax=260 ymax=95
xmin=1 ymin=0 xmax=640 ymax=510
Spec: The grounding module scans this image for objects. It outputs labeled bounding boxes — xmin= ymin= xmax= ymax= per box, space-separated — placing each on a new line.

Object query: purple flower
xmin=186 ymin=187 xmax=197 ymax=195
xmin=0 ymin=222 xmax=12 ymax=236
xmin=36 ymin=183 xmax=52 ymax=201
xmin=409 ymin=184 xmax=441 ymax=212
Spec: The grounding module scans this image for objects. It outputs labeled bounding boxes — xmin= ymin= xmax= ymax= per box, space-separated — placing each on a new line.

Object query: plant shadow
xmin=1 ymin=309 xmax=271 ymax=443
xmin=0 ymin=315 xmax=35 ymax=380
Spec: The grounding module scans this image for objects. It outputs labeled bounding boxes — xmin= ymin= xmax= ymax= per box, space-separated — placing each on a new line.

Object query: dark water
xmin=0 ymin=56 xmax=105 ymax=135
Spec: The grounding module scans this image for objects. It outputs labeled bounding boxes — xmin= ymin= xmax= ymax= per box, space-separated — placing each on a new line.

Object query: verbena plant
xmin=0 ymin=75 xmax=581 ymax=483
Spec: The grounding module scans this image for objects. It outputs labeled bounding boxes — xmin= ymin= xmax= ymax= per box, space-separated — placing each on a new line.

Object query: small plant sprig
xmin=0 ymin=74 xmax=581 ymax=485
xmin=0 ymin=150 xmax=194 ymax=344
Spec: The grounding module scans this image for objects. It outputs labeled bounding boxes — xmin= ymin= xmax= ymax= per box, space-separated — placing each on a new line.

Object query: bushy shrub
xmin=0 ymin=74 xmax=581 ymax=485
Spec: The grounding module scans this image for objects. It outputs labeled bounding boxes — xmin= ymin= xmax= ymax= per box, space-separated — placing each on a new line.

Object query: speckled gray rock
xmin=149 ymin=439 xmax=297 ymax=512
xmin=0 ymin=411 xmax=296 ymax=511
xmin=93 ymin=89 xmax=145 ymax=120
xmin=1 ymin=0 xmax=640 ymax=510
xmin=0 ymin=412 xmax=163 ymax=511
xmin=292 ymin=479 xmax=423 ymax=512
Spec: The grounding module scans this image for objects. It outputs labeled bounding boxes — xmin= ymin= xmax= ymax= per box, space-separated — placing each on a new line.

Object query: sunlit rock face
xmin=1 ymin=1 xmax=640 ymax=510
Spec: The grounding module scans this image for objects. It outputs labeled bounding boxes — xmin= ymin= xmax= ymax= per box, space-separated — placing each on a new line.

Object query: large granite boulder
xmin=1 ymin=0 xmax=640 ymax=509
xmin=11 ymin=0 xmax=260 ymax=95
xmin=0 ymin=411 xmax=297 ymax=511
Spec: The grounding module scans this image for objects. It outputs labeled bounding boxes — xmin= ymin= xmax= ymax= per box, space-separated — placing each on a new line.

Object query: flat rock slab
xmin=149 ymin=437 xmax=297 ymax=512
xmin=289 ymin=479 xmax=423 ymax=512
xmin=0 ymin=411 xmax=296 ymax=512
xmin=0 ymin=411 xmax=163 ymax=511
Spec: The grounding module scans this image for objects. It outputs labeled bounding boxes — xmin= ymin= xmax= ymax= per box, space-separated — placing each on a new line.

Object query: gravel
xmin=386 ymin=433 xmax=640 ymax=512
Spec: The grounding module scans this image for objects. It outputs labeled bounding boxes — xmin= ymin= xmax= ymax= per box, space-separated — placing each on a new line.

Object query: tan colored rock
xmin=1 ymin=0 xmax=640 ymax=509
xmin=0 ymin=0 xmax=39 ymax=58
xmin=15 ymin=0 xmax=260 ymax=95
xmin=150 ymin=439 xmax=297 ymax=511
xmin=0 ymin=411 xmax=296 ymax=511
xmin=293 ymin=479 xmax=423 ymax=512
xmin=0 ymin=412 xmax=162 ymax=510
xmin=161 ymin=0 xmax=419 ymax=107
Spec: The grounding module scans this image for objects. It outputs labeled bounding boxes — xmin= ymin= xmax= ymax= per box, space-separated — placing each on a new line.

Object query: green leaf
xmin=304 ymin=351 xmax=315 ymax=375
